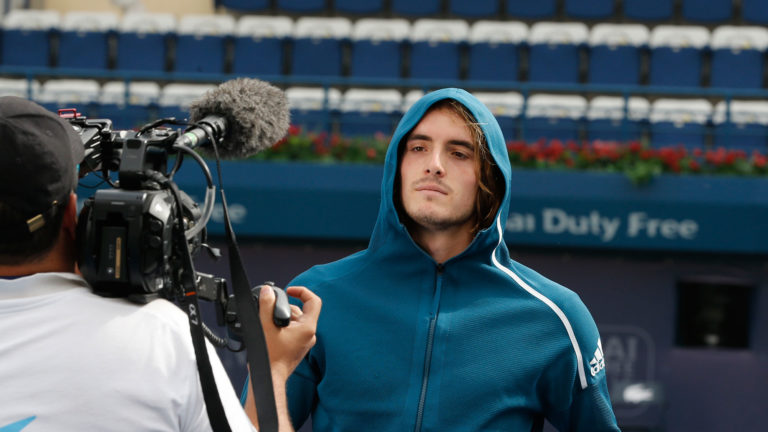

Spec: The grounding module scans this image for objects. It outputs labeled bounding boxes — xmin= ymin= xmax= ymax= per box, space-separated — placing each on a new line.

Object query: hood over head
xmin=369 ymin=88 xmax=512 ymax=259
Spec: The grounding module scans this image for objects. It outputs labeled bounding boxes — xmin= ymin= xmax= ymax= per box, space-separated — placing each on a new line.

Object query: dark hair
xmin=0 ymin=196 xmax=68 ymax=265
xmin=395 ymin=99 xmax=506 ymax=236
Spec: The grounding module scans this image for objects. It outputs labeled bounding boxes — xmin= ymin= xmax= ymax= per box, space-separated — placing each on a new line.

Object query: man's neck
xmin=0 ymin=238 xmax=76 ymax=277
xmin=411 ymin=226 xmax=474 ymax=264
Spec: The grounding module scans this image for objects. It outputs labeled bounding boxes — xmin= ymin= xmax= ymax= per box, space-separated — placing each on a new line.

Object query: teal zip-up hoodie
xmin=285 ymin=89 xmax=620 ymax=431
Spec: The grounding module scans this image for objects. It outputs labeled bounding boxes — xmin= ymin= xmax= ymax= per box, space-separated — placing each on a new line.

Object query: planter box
xmin=98 ymin=161 xmax=768 ymax=254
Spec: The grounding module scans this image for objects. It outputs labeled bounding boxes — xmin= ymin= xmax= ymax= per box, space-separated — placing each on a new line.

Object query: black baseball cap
xmin=0 ymin=96 xmax=84 ymax=235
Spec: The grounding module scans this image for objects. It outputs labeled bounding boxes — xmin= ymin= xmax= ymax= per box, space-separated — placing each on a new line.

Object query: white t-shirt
xmin=0 ymin=272 xmax=256 ymax=431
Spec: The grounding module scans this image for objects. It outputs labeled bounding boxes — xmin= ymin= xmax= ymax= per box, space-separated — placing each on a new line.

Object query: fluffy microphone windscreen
xmin=189 ymin=78 xmax=290 ymax=159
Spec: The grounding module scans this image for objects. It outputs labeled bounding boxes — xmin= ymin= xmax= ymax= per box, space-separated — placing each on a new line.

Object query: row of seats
xmin=2 ymin=11 xmax=767 ymax=89
xmin=217 ymin=0 xmax=768 ymax=24
xmin=3 ymin=77 xmax=764 ymax=152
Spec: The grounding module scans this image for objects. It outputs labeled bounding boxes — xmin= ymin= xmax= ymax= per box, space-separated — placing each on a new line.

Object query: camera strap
xmin=220 ymin=189 xmax=280 ymax=432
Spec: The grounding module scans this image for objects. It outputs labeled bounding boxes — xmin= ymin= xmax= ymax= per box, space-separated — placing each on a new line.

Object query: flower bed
xmin=248 ymin=127 xmax=768 ymax=185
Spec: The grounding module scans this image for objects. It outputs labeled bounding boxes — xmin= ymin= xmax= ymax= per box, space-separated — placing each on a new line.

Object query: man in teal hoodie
xmin=281 ymin=89 xmax=620 ymax=431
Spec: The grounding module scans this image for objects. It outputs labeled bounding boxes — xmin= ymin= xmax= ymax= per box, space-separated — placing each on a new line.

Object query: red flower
xmin=366 ymin=148 xmax=377 ymax=159
xmin=288 ymin=124 xmax=301 ymax=136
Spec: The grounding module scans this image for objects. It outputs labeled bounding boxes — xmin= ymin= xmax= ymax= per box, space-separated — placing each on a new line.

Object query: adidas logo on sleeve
xmin=589 ymin=339 xmax=605 ymax=377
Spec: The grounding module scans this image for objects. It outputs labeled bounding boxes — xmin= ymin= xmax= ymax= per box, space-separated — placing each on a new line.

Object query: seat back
xmin=117 ymin=12 xmax=176 ymax=72
xmin=474 ymin=91 xmax=523 ymax=140
xmin=233 ymin=15 xmax=293 ymax=75
xmin=291 ymin=17 xmax=351 ymax=76
xmin=710 ymin=26 xmax=768 ymax=89
xmin=564 ymin=0 xmax=616 ymax=19
xmin=650 ymin=98 xmax=712 ymax=149
xmin=158 ymin=83 xmax=216 ymax=121
xmin=409 ymin=19 xmax=469 ymax=80
xmin=285 ymin=86 xmax=342 ymax=133
xmin=588 ymin=24 xmax=649 ymax=85
xmin=587 ymin=96 xmax=650 ymax=142
xmin=467 ymin=21 xmax=527 ymax=82
xmin=175 ymin=14 xmax=235 ymax=74
xmin=524 ymin=94 xmax=587 ymax=142
xmin=58 ymin=11 xmax=119 ymax=70
xmin=528 ymin=22 xmax=589 ymax=84
xmin=99 ymin=81 xmax=161 ymax=129
xmin=682 ymin=0 xmax=733 ymax=23
xmin=1 ymin=9 xmax=59 ymax=67
xmin=37 ymin=79 xmax=101 ymax=117
xmin=350 ymin=18 xmax=409 ymax=79
xmin=649 ymin=26 xmax=710 ymax=87
xmin=391 ymin=0 xmax=442 ymax=17
xmin=623 ymin=0 xmax=674 ymax=21
xmin=506 ymin=0 xmax=557 ymax=19
xmin=712 ymin=100 xmax=768 ymax=152
xmin=449 ymin=0 xmax=500 ymax=18
xmin=340 ymin=88 xmax=402 ymax=137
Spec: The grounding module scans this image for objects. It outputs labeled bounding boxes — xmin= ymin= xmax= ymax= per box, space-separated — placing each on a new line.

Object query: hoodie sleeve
xmin=285 ymin=354 xmax=319 ymax=429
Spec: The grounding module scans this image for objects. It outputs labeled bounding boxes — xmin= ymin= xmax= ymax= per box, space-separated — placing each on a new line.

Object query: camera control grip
xmin=253 ymin=282 xmax=291 ymax=327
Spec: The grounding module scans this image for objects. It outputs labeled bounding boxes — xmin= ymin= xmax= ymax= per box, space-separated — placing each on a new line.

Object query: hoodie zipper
xmin=414 ymin=263 xmax=444 ymax=432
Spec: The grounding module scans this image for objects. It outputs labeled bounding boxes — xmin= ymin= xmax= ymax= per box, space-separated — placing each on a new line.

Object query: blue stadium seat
xmin=709 ymin=26 xmax=768 ymax=89
xmin=648 ymin=26 xmax=710 ymax=88
xmin=681 ymin=0 xmax=732 ymax=22
xmin=99 ymin=81 xmax=161 ymax=129
xmin=523 ymin=94 xmax=587 ymax=142
xmin=36 ymin=79 xmax=101 ymax=118
xmin=506 ymin=0 xmax=557 ymax=19
xmin=335 ymin=0 xmax=385 ymax=14
xmin=277 ymin=0 xmax=327 ymax=13
xmin=528 ymin=22 xmax=589 ymax=84
xmin=624 ymin=0 xmax=674 ymax=21
xmin=713 ymin=100 xmax=768 ymax=153
xmin=649 ymin=98 xmax=712 ymax=150
xmin=467 ymin=21 xmax=527 ymax=83
xmin=408 ymin=19 xmax=469 ymax=81
xmin=174 ymin=15 xmax=234 ymax=74
xmin=742 ymin=0 xmax=768 ymax=24
xmin=449 ymin=0 xmax=500 ymax=18
xmin=157 ymin=83 xmax=216 ymax=122
xmin=587 ymin=96 xmax=649 ymax=142
xmin=0 ymin=78 xmax=40 ymax=99
xmin=339 ymin=88 xmax=402 ymax=137
xmin=588 ymin=24 xmax=649 ymax=85
xmin=474 ymin=92 xmax=523 ymax=141
xmin=291 ymin=17 xmax=351 ymax=77
xmin=349 ymin=19 xmax=409 ymax=79
xmin=564 ymin=0 xmax=616 ymax=19
xmin=391 ymin=0 xmax=442 ymax=17
xmin=116 ymin=12 xmax=176 ymax=72
xmin=285 ymin=87 xmax=341 ymax=133
xmin=232 ymin=16 xmax=293 ymax=76
xmin=219 ymin=0 xmax=271 ymax=11
xmin=58 ymin=12 xmax=118 ymax=70
xmin=0 ymin=10 xmax=58 ymax=67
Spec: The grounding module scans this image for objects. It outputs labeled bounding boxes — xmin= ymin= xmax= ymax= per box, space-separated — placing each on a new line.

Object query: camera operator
xmin=0 ymin=96 xmax=320 ymax=431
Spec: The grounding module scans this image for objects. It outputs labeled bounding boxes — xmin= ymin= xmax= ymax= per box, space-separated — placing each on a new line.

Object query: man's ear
xmin=62 ymin=192 xmax=78 ymax=240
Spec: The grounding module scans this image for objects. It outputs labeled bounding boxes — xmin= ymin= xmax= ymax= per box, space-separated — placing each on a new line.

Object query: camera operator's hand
xmin=259 ymin=285 xmax=321 ymax=381
xmin=244 ymin=285 xmax=321 ymax=431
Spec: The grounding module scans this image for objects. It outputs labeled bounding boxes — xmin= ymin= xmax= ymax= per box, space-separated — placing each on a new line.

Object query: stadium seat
xmin=37 ymin=79 xmax=101 ymax=118
xmin=402 ymin=90 xmax=425 ymax=113
xmin=0 ymin=78 xmax=40 ymax=99
xmin=157 ymin=83 xmax=216 ymax=122
xmin=219 ymin=0 xmax=271 ymax=12
xmin=349 ymin=19 xmax=409 ymax=79
xmin=58 ymin=11 xmax=118 ymax=70
xmin=709 ymin=26 xmax=768 ymax=89
xmin=564 ymin=0 xmax=616 ymax=20
xmin=391 ymin=0 xmax=442 ymax=17
xmin=467 ymin=21 xmax=527 ymax=83
xmin=339 ymin=88 xmax=402 ymax=137
xmin=648 ymin=26 xmax=710 ymax=88
xmin=408 ymin=19 xmax=469 ymax=81
xmin=276 ymin=0 xmax=327 ymax=13
xmin=291 ymin=17 xmax=351 ymax=77
xmin=99 ymin=81 xmax=161 ymax=129
xmin=587 ymin=24 xmax=649 ymax=85
xmin=587 ymin=96 xmax=650 ymax=142
xmin=116 ymin=12 xmax=176 ymax=72
xmin=473 ymin=91 xmax=523 ymax=141
xmin=232 ymin=15 xmax=293 ymax=76
xmin=449 ymin=0 xmax=500 ymax=18
xmin=174 ymin=15 xmax=234 ymax=74
xmin=335 ymin=0 xmax=385 ymax=14
xmin=506 ymin=0 xmax=557 ymax=19
xmin=0 ymin=9 xmax=58 ymax=67
xmin=712 ymin=100 xmax=768 ymax=153
xmin=649 ymin=98 xmax=712 ymax=150
xmin=681 ymin=0 xmax=732 ymax=23
xmin=623 ymin=0 xmax=674 ymax=21
xmin=742 ymin=0 xmax=768 ymax=25
xmin=528 ymin=22 xmax=589 ymax=84
xmin=523 ymin=94 xmax=587 ymax=142
xmin=285 ymin=86 xmax=342 ymax=133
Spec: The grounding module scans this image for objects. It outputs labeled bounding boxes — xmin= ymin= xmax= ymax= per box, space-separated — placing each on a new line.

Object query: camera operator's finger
xmin=257 ymin=284 xmax=276 ymax=325
xmin=285 ymin=286 xmax=322 ymax=325
xmin=290 ymin=304 xmax=303 ymax=319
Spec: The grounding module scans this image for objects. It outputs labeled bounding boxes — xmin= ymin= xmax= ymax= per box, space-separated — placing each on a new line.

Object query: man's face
xmin=399 ymin=107 xmax=479 ymax=233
